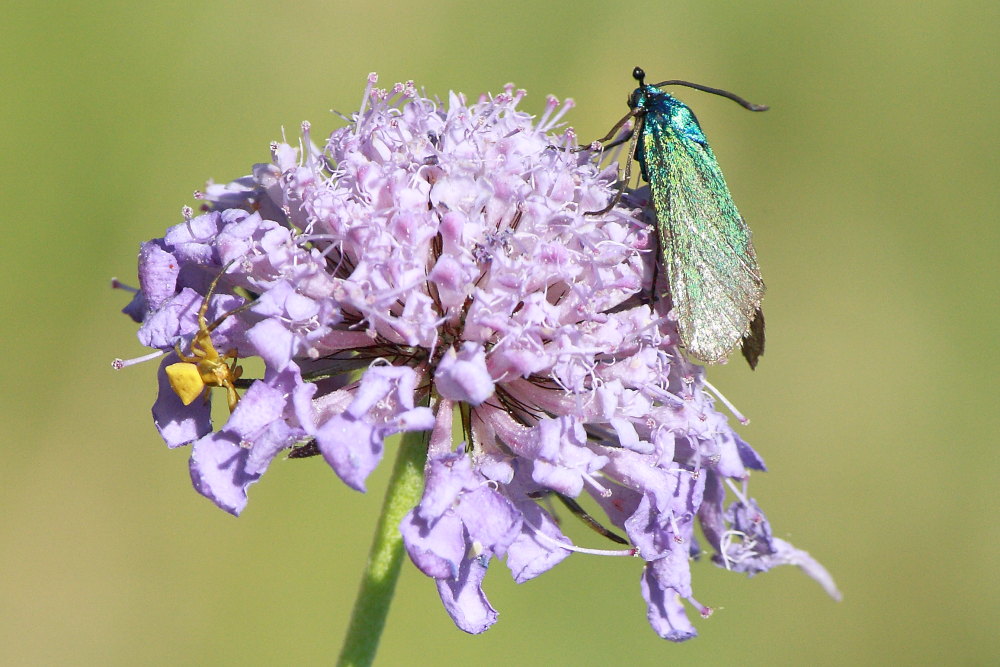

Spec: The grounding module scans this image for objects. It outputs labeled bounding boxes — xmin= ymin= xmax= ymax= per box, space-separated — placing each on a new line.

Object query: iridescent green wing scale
xmin=642 ymin=115 xmax=765 ymax=364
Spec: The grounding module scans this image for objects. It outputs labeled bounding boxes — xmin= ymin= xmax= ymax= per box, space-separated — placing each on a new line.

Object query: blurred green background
xmin=3 ymin=0 xmax=997 ymax=664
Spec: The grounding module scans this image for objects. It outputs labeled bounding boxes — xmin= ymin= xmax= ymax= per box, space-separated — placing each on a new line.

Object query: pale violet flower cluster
xmin=116 ymin=74 xmax=839 ymax=641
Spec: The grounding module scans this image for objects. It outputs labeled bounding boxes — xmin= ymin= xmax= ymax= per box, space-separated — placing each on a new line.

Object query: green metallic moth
xmin=590 ymin=66 xmax=767 ymax=369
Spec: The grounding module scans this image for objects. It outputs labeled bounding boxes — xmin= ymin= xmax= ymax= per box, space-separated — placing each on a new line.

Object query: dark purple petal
xmin=417 ymin=452 xmax=475 ymax=521
xmin=400 ymin=509 xmax=465 ymax=579
xmin=397 ymin=406 xmax=435 ymax=432
xmin=433 ymin=343 xmax=495 ymax=406
xmin=349 ymin=365 xmax=418 ymax=417
xmin=225 ymin=378 xmax=285 ymax=436
xmin=714 ymin=433 xmax=749 ymax=479
xmin=189 ymin=433 xmax=257 ymax=516
xmin=214 ymin=211 xmax=278 ymax=264
xmin=504 ymin=501 xmax=571 ymax=583
xmin=728 ymin=496 xmax=774 ymax=552
xmin=163 ymin=211 xmax=221 ymax=264
xmin=187 ymin=380 xmax=301 ymax=514
xmin=229 ymin=375 xmax=304 ymax=473
xmin=137 ymin=241 xmax=179 ymax=312
xmin=120 ymin=289 xmax=147 ymax=323
xmin=454 ymin=486 xmax=522 ymax=555
xmin=435 ymin=556 xmax=498 ymax=634
xmin=603 ymin=449 xmax=680 ymax=514
xmin=138 ymin=288 xmax=246 ymax=351
xmin=735 ymin=434 xmax=766 ymax=471
xmin=625 ymin=494 xmax=668 ymax=560
xmin=711 ymin=495 xmax=781 ymax=575
xmin=696 ymin=471 xmax=728 ymax=553
xmin=314 ymin=366 xmax=434 ymax=491
xmin=136 ymin=288 xmax=199 ymax=350
xmin=152 ymin=357 xmax=211 ymax=448
xmin=527 ymin=417 xmax=607 ymax=497
xmin=648 ymin=536 xmax=694 ymax=598
xmin=640 ymin=565 xmax=698 ymax=642
xmin=315 ymin=412 xmax=381 ymax=492
xmin=766 ymin=538 xmax=842 ymax=601
xmin=246 ymin=317 xmax=296 ymax=371
xmin=624 ymin=469 xmax=703 ymax=561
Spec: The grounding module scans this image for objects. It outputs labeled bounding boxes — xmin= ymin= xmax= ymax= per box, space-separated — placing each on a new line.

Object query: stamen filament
xmin=529 ymin=523 xmax=637 ymax=557
xmin=703 ymin=378 xmax=748 ymax=425
xmin=112 ymin=350 xmax=166 ymax=369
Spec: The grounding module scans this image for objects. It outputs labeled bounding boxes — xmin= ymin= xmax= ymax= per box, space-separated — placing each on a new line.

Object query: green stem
xmin=336 ymin=430 xmax=428 ymax=667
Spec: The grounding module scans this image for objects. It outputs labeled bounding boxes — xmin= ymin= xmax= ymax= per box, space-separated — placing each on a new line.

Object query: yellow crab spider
xmin=165 ymin=263 xmax=249 ymax=412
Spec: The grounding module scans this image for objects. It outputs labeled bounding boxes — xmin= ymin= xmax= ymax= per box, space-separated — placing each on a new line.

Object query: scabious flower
xmin=115 ymin=73 xmax=839 ymax=642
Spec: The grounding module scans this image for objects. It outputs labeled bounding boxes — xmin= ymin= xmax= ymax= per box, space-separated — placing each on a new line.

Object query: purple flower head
xmin=114 ymin=74 xmax=838 ymax=640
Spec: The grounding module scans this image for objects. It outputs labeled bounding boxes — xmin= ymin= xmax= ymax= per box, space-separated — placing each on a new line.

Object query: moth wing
xmin=643 ymin=121 xmax=765 ymax=364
